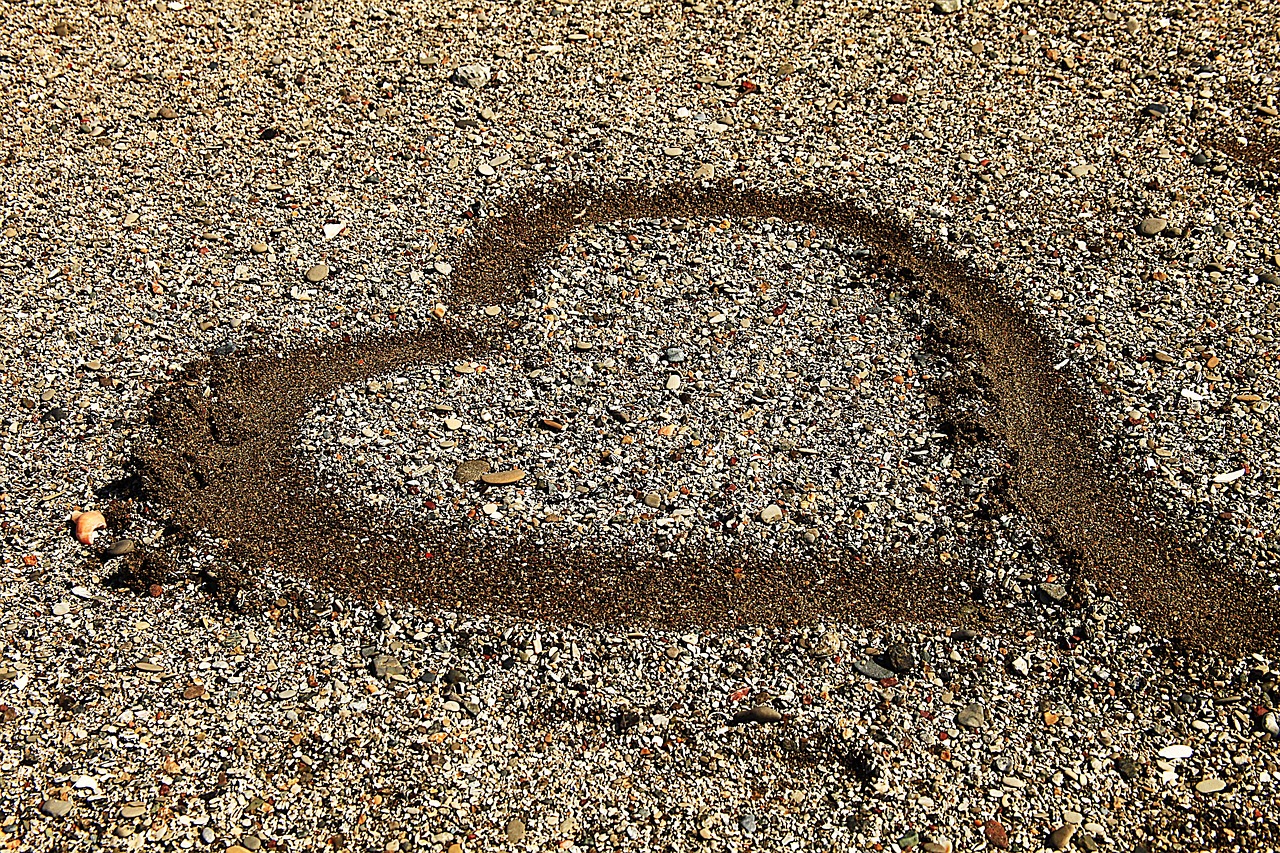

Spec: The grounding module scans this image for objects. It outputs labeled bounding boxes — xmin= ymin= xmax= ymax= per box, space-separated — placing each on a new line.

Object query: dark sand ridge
xmin=132 ymin=182 xmax=1277 ymax=653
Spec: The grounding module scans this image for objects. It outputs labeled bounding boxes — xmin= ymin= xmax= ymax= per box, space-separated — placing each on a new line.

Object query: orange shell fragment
xmin=71 ymin=510 xmax=107 ymax=545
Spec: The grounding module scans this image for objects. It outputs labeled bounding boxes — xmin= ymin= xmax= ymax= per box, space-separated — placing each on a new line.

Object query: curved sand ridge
xmin=136 ymin=181 xmax=1278 ymax=652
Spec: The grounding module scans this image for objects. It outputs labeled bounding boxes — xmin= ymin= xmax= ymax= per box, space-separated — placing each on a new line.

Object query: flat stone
xmin=40 ymin=799 xmax=73 ymax=817
xmin=1195 ymin=778 xmax=1227 ymax=793
xmin=455 ymin=458 xmax=488 ymax=484
xmin=855 ymin=658 xmax=897 ymax=681
xmin=373 ymin=654 xmax=405 ymax=680
xmin=120 ymin=803 xmax=147 ymax=819
xmin=506 ymin=820 xmax=525 ymax=843
xmin=1158 ymin=744 xmax=1194 ymax=760
xmin=933 ymin=0 xmax=962 ymax=11
xmin=105 ymin=539 xmax=135 ymax=557
xmin=733 ymin=705 xmax=782 ymax=724
xmin=759 ymin=504 xmax=783 ymax=523
xmin=957 ymin=702 xmax=986 ymax=728
xmin=481 ymin=469 xmax=526 ymax=485
xmin=1139 ymin=217 xmax=1168 ymax=237
xmin=305 ymin=263 xmax=329 ymax=283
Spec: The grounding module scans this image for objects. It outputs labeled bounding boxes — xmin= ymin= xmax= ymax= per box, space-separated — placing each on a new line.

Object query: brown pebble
xmin=182 ymin=684 xmax=206 ymax=700
xmin=305 ymin=263 xmax=329 ymax=283
xmin=1048 ymin=824 xmax=1075 ymax=850
xmin=732 ymin=705 xmax=782 ymax=724
xmin=481 ymin=469 xmax=526 ymax=485
xmin=454 ymin=460 xmax=491 ymax=484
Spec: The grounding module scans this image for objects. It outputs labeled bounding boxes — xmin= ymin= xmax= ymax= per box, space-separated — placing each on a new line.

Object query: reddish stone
xmin=984 ymin=819 xmax=1009 ymax=850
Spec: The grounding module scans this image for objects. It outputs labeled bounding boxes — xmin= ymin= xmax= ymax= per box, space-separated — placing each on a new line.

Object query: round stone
xmin=454 ymin=460 xmax=491 ymax=484
xmin=305 ymin=263 xmax=329 ymax=283
xmin=1138 ymin=217 xmax=1168 ymax=237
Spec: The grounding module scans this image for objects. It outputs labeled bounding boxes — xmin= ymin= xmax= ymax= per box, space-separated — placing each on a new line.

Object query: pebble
xmin=733 ymin=705 xmax=782 ymax=724
xmin=1157 ymin=744 xmax=1193 ymax=760
xmin=1138 ymin=217 xmax=1168 ymax=237
xmin=105 ymin=539 xmax=136 ymax=557
xmin=452 ymin=64 xmax=491 ymax=88
xmin=40 ymin=799 xmax=72 ymax=817
xmin=454 ymin=460 xmax=491 ymax=484
xmin=305 ymin=263 xmax=329 ymax=283
xmin=1047 ymin=824 xmax=1076 ymax=850
xmin=480 ymin=469 xmax=526 ymax=485
xmin=957 ymin=703 xmax=986 ymax=728
xmin=1195 ymin=778 xmax=1227 ymax=794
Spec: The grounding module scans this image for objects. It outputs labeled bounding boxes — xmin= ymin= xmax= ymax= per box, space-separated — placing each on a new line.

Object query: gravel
xmin=2 ymin=0 xmax=1279 ymax=851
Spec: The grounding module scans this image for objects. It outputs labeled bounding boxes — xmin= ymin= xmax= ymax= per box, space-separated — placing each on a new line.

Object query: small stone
xmin=1139 ymin=217 xmax=1168 ymax=237
xmin=733 ymin=705 xmax=782 ymax=724
xmin=957 ymin=703 xmax=986 ymax=728
xmin=759 ymin=504 xmax=783 ymax=523
xmin=40 ymin=799 xmax=73 ymax=817
xmin=738 ymin=815 xmax=756 ymax=833
xmin=644 ymin=493 xmax=662 ymax=509
xmin=120 ymin=803 xmax=147 ymax=819
xmin=251 ymin=242 xmax=269 ymax=254
xmin=1037 ymin=582 xmax=1068 ymax=604
xmin=481 ymin=469 xmax=526 ymax=485
xmin=453 ymin=64 xmax=491 ymax=88
xmin=51 ymin=601 xmax=70 ymax=616
xmin=1047 ymin=824 xmax=1075 ymax=850
xmin=183 ymin=684 xmax=206 ymax=700
xmin=305 ymin=263 xmax=329 ymax=283
xmin=1115 ymin=755 xmax=1141 ymax=780
xmin=983 ymin=820 xmax=1009 ymax=850
xmin=105 ymin=539 xmax=135 ymax=557
xmin=854 ymin=658 xmax=897 ymax=681
xmin=1195 ymin=778 xmax=1227 ymax=794
xmin=882 ymin=642 xmax=915 ymax=673
xmin=201 ymin=827 xmax=216 ymax=844
xmin=665 ymin=374 xmax=681 ymax=391
xmin=433 ymin=260 xmax=453 ymax=276
xmin=1158 ymin=744 xmax=1193 ymax=760
xmin=373 ymin=654 xmax=405 ymax=680
xmin=933 ymin=0 xmax=962 ymax=11
xmin=506 ymin=820 xmax=525 ymax=843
